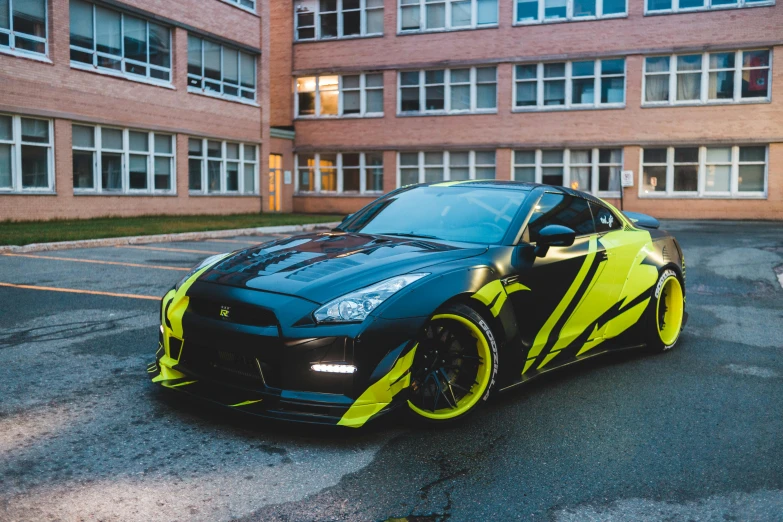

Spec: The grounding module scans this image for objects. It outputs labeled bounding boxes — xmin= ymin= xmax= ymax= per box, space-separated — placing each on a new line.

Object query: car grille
xmin=188 ymin=298 xmax=278 ymax=328
xmin=179 ymin=343 xmax=276 ymax=388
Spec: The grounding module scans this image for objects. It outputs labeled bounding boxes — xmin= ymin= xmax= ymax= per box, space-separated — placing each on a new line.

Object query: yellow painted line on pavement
xmin=117 ymin=245 xmax=223 ymax=254
xmin=0 ymin=282 xmax=159 ymax=300
xmin=3 ymin=253 xmax=188 ymax=271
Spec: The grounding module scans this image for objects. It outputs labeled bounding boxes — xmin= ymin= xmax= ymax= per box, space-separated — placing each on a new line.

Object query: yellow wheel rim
xmin=656 ymin=275 xmax=684 ymax=346
xmin=407 ymin=313 xmax=492 ymax=421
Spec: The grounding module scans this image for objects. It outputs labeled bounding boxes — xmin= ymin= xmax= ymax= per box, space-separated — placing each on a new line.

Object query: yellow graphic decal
xmin=471 ymin=279 xmax=507 ymax=317
xmin=337 ymin=345 xmax=418 ymax=428
xmin=504 ymin=282 xmax=531 ymax=295
xmin=230 ymin=399 xmax=263 ymax=407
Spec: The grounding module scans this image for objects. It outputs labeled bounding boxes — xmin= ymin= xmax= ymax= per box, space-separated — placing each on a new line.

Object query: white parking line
xmin=3 ymin=253 xmax=188 ymax=271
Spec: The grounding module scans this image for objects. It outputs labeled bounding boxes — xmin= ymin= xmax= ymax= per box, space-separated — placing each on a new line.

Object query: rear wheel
xmin=647 ymin=269 xmax=685 ymax=352
xmin=407 ymin=303 xmax=498 ymax=424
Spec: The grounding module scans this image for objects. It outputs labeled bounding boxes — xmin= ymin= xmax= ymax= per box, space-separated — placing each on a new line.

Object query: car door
xmin=507 ymin=191 xmax=611 ymax=377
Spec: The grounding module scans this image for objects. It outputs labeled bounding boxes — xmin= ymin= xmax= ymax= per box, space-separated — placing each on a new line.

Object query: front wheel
xmin=407 ymin=303 xmax=498 ymax=424
xmin=646 ymin=269 xmax=685 ymax=352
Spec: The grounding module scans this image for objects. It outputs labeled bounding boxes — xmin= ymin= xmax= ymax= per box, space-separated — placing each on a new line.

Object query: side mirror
xmin=534 ymin=224 xmax=576 ymax=257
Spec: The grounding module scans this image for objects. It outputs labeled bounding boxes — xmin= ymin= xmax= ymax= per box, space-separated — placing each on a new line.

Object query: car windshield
xmin=341 ymin=185 xmax=529 ymax=244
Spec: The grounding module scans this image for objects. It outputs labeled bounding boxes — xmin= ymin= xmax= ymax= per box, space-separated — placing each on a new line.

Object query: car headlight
xmin=174 ymin=253 xmax=229 ymax=291
xmin=314 ymin=273 xmax=428 ymax=323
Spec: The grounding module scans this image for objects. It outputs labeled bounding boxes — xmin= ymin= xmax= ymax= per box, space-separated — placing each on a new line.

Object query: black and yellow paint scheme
xmin=149 ymin=181 xmax=686 ymax=427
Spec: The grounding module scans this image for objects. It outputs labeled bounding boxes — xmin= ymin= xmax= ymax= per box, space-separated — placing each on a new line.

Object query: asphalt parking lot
xmin=1 ymin=221 xmax=782 ymax=522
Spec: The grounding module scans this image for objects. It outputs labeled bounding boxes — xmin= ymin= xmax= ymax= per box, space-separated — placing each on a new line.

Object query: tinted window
xmin=526 ymin=193 xmax=595 ymax=242
xmin=590 ymin=201 xmax=622 ymax=233
xmin=342 ymin=186 xmax=528 ymax=244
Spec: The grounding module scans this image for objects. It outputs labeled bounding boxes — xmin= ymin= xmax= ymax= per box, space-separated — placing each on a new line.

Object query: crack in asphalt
xmin=0 ymin=312 xmax=148 ymax=348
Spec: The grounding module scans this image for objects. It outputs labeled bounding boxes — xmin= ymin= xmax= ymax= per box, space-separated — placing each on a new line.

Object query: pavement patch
xmin=725 ymin=364 xmax=779 ymax=378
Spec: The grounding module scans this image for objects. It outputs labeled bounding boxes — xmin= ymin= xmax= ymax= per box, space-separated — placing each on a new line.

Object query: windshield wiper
xmin=376 ymin=232 xmax=441 ymax=240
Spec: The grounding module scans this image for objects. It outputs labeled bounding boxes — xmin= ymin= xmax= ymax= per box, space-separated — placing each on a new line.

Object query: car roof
xmin=418 ymin=179 xmax=605 ymax=205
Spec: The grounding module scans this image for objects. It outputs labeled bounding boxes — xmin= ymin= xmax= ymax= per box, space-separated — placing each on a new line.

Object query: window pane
xmin=647 ymin=0 xmax=672 ymax=10
xmin=477 ymin=84 xmax=496 ymax=109
xmin=517 ymin=0 xmax=538 ymax=21
xmin=515 ymin=151 xmax=535 ymax=164
xmin=241 ymin=52 xmax=256 ymax=89
xmin=542 ymin=150 xmax=563 ymax=163
xmin=599 ymin=149 xmax=622 ymax=163
xmin=154 ymin=134 xmax=172 ymax=154
xmin=226 ymin=163 xmax=239 ymax=191
xmin=320 ymin=14 xmax=337 ymax=38
xmin=601 ymin=59 xmax=624 ymax=75
xmin=207 ymin=160 xmax=221 ymax=192
xmin=573 ymin=0 xmax=596 ymax=16
xmin=366 ymin=90 xmax=384 ymax=113
xmin=20 ymin=145 xmax=48 ymax=188
xmin=516 ymin=65 xmax=537 ymax=80
xmin=709 ymin=71 xmax=734 ymax=100
xmin=72 ymin=125 xmax=95 ymax=148
xmin=739 ymin=146 xmax=765 ymax=162
xmin=0 ymin=144 xmax=11 ymax=189
xmin=426 ymin=85 xmax=445 ymax=111
xmin=13 ymin=0 xmax=45 ymax=38
xmin=101 ymin=128 xmax=123 ymax=150
xmin=646 ymin=75 xmax=669 ymax=102
xmin=188 ymin=138 xmax=202 ymax=155
xmin=129 ymin=154 xmax=148 ymax=189
xmin=365 ymin=153 xmax=384 ymax=192
xmin=320 ymin=154 xmax=337 ymax=191
xmin=642 ymin=165 xmax=666 ymax=193
xmin=646 ymin=56 xmax=670 ymax=73
xmin=572 ymin=78 xmax=595 ymax=104
xmin=21 ymin=118 xmax=48 ymax=143
xmin=515 ymin=82 xmax=537 ymax=107
xmin=544 ymin=63 xmax=565 ymax=77
xmin=425 ymin=152 xmax=443 ymax=165
xmin=96 ymin=7 xmax=121 ymax=56
xmin=742 ymin=50 xmax=770 ymax=68
xmin=129 ymin=131 xmax=149 ymax=152
xmin=674 ymin=147 xmax=698 ymax=163
xmin=424 ymin=167 xmax=444 ymax=183
xmin=400 ymin=152 xmax=419 ymax=166
xmin=601 ymin=77 xmax=624 ymax=104
xmin=207 ymin=140 xmax=221 ymax=157
xmin=0 ymin=115 xmax=11 ymax=140
xmin=343 ymin=91 xmax=361 ymax=114
xmin=400 ymin=167 xmax=419 ymax=186
xmin=704 ymin=165 xmax=730 ymax=192
xmin=367 ymin=8 xmax=384 ymax=33
xmin=243 ymin=164 xmax=255 ymax=193
xmin=0 ymin=0 xmax=8 ymax=31
xmin=426 ymin=3 xmax=445 ymax=29
xmin=400 ymin=5 xmax=420 ymax=30
xmin=598 ymin=166 xmax=620 ymax=192
xmin=188 ymin=158 xmax=202 ymax=190
xmin=477 ymin=0 xmax=498 ymax=24
xmin=344 ymin=168 xmax=360 ymax=191
xmin=677 ymin=55 xmax=702 ymax=72
xmin=154 ymin=157 xmax=171 ymax=190
xmin=70 ymin=0 xmax=94 ymax=50
xmin=544 ymin=0 xmax=566 ymax=19
xmin=574 ymin=167 xmax=593 ymax=194
xmin=677 ymin=73 xmax=701 ymax=101
xmin=299 ymin=92 xmax=316 ymax=115
xmin=101 ymin=152 xmax=122 ymax=190
xmin=515 ymin=166 xmax=535 ymax=182
xmin=225 ymin=143 xmax=239 ymax=160
xmin=542 ymin=167 xmax=563 ymax=186
xmin=742 ymin=69 xmax=769 ymax=99
xmin=149 ymin=23 xmax=170 ymax=68
xmin=527 ymin=194 xmax=594 ymax=240
xmin=644 ymin=149 xmax=667 ymax=163
xmin=544 ymin=80 xmax=565 ymax=105
xmin=603 ymin=0 xmax=625 ymax=14
xmin=738 ymin=165 xmax=765 ymax=192
xmin=679 ymin=0 xmax=704 ymax=6
xmin=123 ymin=16 xmax=147 ymax=63
xmin=223 ymin=48 xmax=239 ymax=85
xmin=204 ymin=41 xmax=221 ymax=82
xmin=343 ymin=10 xmax=360 ymax=36
xmin=244 ymin=145 xmax=257 ymax=161
xmin=706 ymin=147 xmax=731 ymax=163
xmin=476 ymin=151 xmax=495 ymax=165
xmin=187 ymin=36 xmax=202 ymax=77
xmin=673 ymin=166 xmax=697 ymax=191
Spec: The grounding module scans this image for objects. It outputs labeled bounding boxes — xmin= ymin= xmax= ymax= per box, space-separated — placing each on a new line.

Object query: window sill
xmin=0 ymin=47 xmax=52 ymax=64
xmin=294 ymin=192 xmax=382 ymax=197
xmin=188 ymin=192 xmax=260 ymax=197
xmin=294 ymin=33 xmax=384 ymax=44
xmin=187 ymin=88 xmax=259 ymax=107
xmin=397 ymin=110 xmax=498 ymax=118
xmin=638 ymin=192 xmax=767 ymax=199
xmin=295 ymin=114 xmax=385 ymax=120
xmin=397 ymin=24 xmax=499 ymax=36
xmin=218 ymin=0 xmax=259 ymax=16
xmin=73 ymin=191 xmax=178 ymax=196
xmin=641 ymin=98 xmax=771 ymax=108
xmin=512 ymin=104 xmax=625 ymax=113
xmin=70 ymin=62 xmax=175 ymax=89
xmin=644 ymin=2 xmax=775 ymax=16
xmin=512 ymin=14 xmax=627 ymax=26
xmin=0 ymin=190 xmax=57 ymax=195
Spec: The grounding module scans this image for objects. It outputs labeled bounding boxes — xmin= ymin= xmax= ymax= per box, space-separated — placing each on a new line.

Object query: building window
xmin=188 ymin=138 xmax=258 ymax=194
xmin=296 ymin=73 xmax=384 ymax=117
xmin=397 ymin=151 xmax=496 ymax=186
xmin=0 ymin=0 xmax=47 ymax=56
xmin=296 ymin=152 xmax=384 ymax=193
xmin=223 ymin=0 xmax=255 ymax=12
xmin=295 ymin=0 xmax=384 ymax=41
xmin=514 ymin=59 xmax=625 ymax=110
xmin=513 ymin=148 xmax=623 ymax=195
xmin=399 ymin=0 xmax=498 ymax=33
xmin=646 ymin=0 xmax=773 ymax=15
xmin=0 ymin=114 xmax=53 ymax=192
xmin=643 ymin=50 xmax=771 ymax=105
xmin=641 ymin=145 xmax=767 ymax=197
xmin=187 ymin=36 xmax=257 ymax=102
xmin=399 ymin=67 xmax=497 ymax=114
xmin=71 ymin=124 xmax=175 ymax=194
xmin=515 ymin=0 xmax=626 ymax=23
xmin=69 ymin=0 xmax=171 ymax=83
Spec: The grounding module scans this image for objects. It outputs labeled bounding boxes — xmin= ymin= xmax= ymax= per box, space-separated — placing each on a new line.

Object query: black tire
xmin=646 ymin=268 xmax=685 ymax=353
xmin=406 ymin=303 xmax=498 ymax=425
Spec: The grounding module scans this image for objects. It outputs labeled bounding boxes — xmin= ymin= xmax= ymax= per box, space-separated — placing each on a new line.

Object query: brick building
xmin=2 ymin=0 xmax=782 ymax=220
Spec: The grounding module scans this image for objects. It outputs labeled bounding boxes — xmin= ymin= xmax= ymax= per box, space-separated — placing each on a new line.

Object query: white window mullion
xmin=12 ymin=116 xmax=21 ymax=191
xmin=592 ymin=148 xmax=599 ymax=193
xmin=121 ymin=129 xmax=129 ymax=193
xmin=337 ymin=0 xmax=344 ymax=38
xmin=469 ymin=150 xmax=476 ymax=180
xmin=418 ymin=151 xmax=425 ymax=183
xmin=597 ymin=0 xmax=604 ymax=17
xmin=730 ymin=145 xmax=739 ymax=194
xmin=538 ymin=0 xmax=545 ymax=22
xmin=535 ymin=149 xmax=542 ymax=183
xmin=666 ymin=147 xmax=674 ymax=195
xmin=669 ymin=55 xmax=677 ymax=104
xmin=537 ymin=63 xmax=544 ymax=108
xmin=315 ymin=77 xmax=321 ymax=117
xmin=314 ymin=153 xmax=322 ymax=192
xmin=445 ymin=70 xmax=452 ymax=112
xmin=359 ymin=73 xmax=367 ymax=116
xmin=700 ymin=53 xmax=709 ymax=102
xmin=563 ymin=149 xmax=571 ymax=188
xmin=359 ymin=153 xmax=367 ymax=193
xmin=419 ymin=71 xmax=426 ymax=112
xmin=697 ymin=145 xmax=706 ymax=196
xmin=594 ymin=60 xmax=602 ymax=108
xmin=733 ymin=50 xmax=743 ymax=102
xmin=337 ymin=153 xmax=344 ymax=193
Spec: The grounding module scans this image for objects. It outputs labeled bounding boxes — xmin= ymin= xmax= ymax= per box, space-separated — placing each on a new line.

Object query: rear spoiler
xmin=623 ymin=211 xmax=660 ymax=229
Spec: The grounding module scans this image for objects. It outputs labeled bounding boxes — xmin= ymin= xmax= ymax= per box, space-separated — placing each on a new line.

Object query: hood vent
xmin=286 ymin=257 xmax=361 ymax=283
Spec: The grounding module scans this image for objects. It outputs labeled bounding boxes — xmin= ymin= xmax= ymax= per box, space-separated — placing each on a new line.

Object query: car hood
xmin=198 ymin=232 xmax=487 ymax=304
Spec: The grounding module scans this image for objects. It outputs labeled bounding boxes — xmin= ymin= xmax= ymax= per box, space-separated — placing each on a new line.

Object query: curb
xmin=0 ymin=222 xmax=342 ymax=254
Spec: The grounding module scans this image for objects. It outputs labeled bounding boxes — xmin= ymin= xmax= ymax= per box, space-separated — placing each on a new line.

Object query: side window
xmin=526 ymin=193 xmax=595 ymax=243
xmin=590 ymin=201 xmax=622 ymax=233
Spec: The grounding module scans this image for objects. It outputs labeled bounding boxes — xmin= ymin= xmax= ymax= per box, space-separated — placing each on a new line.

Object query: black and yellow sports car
xmin=149 ymin=181 xmax=686 ymax=427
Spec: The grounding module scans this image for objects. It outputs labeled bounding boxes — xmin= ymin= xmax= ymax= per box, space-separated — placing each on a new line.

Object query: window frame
xmin=398 ymin=0 xmax=500 ymax=34
xmin=69 ymin=1 xmax=172 ymax=86
xmin=187 ymin=35 xmax=258 ymax=104
xmin=220 ymin=0 xmax=256 ymax=14
xmin=513 ymin=0 xmax=628 ymax=25
xmin=397 ymin=67 xmax=498 ymax=115
xmin=639 ymin=145 xmax=768 ymax=199
xmin=0 ymin=114 xmax=55 ymax=193
xmin=395 ymin=150 xmax=497 ymax=187
xmin=0 ymin=0 xmax=49 ymax=58
xmin=294 ymin=0 xmax=384 ymax=42
xmin=295 ymin=73 xmax=385 ymax=118
xmin=642 ymin=49 xmax=773 ymax=106
xmin=512 ymin=147 xmax=624 ymax=197
xmin=188 ymin=138 xmax=259 ymax=195
xmin=513 ymin=59 xmax=626 ymax=111
xmin=295 ymin=152 xmax=385 ymax=194
xmin=644 ymin=0 xmax=775 ymax=15
xmin=70 ymin=124 xmax=176 ymax=195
